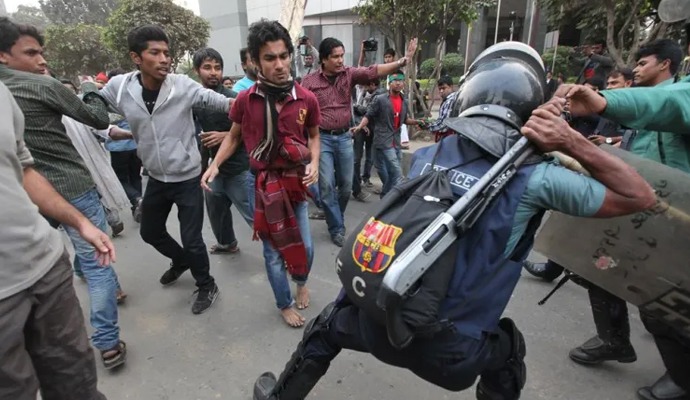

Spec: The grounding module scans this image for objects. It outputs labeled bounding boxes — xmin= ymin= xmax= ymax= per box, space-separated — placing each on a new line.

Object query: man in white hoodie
xmin=99 ymin=25 xmax=234 ymax=315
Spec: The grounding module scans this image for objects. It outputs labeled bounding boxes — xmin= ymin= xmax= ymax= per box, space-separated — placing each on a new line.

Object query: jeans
xmin=205 ymin=171 xmax=254 ymax=246
xmin=353 ymin=131 xmax=373 ymax=196
xmin=62 ymin=189 xmax=120 ymax=351
xmin=247 ymin=173 xmax=314 ymax=309
xmin=319 ymin=132 xmax=354 ymax=237
xmin=374 ymin=147 xmax=403 ymax=197
xmin=140 ymin=176 xmax=213 ymax=288
xmin=110 ymin=149 xmax=142 ymax=206
xmin=0 ymin=252 xmax=106 ymax=400
xmin=308 ymin=184 xmax=322 ymax=209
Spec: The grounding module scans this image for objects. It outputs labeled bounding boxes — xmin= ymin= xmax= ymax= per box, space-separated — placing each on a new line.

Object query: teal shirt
xmin=504 ymin=161 xmax=606 ymax=256
xmin=232 ymin=76 xmax=256 ymax=93
xmin=602 ymin=78 xmax=690 ymax=173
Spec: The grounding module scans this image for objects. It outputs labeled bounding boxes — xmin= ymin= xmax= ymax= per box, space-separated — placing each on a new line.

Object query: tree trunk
xmin=604 ymin=0 xmax=624 ymax=67
xmin=426 ymin=36 xmax=446 ymax=112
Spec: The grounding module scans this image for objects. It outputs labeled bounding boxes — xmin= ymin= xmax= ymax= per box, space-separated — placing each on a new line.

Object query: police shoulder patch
xmin=352 ymin=217 xmax=403 ymax=274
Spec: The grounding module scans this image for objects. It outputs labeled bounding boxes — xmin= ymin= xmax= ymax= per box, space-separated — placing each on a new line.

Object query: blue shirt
xmin=232 ymin=76 xmax=256 ymax=93
xmin=104 ymin=119 xmax=137 ymax=152
xmin=505 ymin=161 xmax=606 ymax=256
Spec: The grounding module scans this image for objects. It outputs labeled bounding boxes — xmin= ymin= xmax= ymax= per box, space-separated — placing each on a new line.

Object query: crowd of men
xmin=0 ymin=11 xmax=689 ymax=400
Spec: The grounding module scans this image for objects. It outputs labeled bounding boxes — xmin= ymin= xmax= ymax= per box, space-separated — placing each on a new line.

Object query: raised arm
xmin=376 ymin=38 xmax=418 ymax=77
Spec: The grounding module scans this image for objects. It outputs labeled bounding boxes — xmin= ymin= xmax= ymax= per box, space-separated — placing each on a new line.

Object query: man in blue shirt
xmin=232 ymin=47 xmax=258 ymax=93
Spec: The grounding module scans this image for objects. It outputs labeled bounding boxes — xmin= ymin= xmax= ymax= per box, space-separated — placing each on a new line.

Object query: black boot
xmin=476 ymin=318 xmax=526 ymax=400
xmin=637 ymin=372 xmax=689 ymax=400
xmin=569 ymin=286 xmax=636 ymax=365
xmin=253 ymin=303 xmax=336 ymax=400
xmin=522 ymin=260 xmax=564 ymax=283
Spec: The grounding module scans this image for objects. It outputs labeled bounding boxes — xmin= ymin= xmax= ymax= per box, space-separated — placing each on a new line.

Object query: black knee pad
xmin=302 ymin=302 xmax=337 ymax=344
xmin=476 ymin=318 xmax=526 ymax=400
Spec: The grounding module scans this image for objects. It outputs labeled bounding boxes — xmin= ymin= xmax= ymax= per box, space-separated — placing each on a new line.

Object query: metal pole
xmin=465 ymin=24 xmax=473 ymax=73
xmin=527 ymin=0 xmax=537 ymax=45
xmin=551 ymin=39 xmax=559 ymax=73
xmin=494 ymin=0 xmax=502 ymax=44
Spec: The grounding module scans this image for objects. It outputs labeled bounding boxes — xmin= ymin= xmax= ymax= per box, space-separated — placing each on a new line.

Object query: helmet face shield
xmin=453 ymin=41 xmax=547 ymax=124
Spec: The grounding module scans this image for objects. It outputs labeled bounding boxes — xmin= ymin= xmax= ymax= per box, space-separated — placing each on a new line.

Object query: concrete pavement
xmin=71 ymin=178 xmax=664 ymax=400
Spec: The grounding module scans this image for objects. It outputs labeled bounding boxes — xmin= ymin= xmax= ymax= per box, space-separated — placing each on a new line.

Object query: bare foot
xmin=296 ymin=286 xmax=310 ymax=310
xmin=281 ymin=307 xmax=305 ymax=328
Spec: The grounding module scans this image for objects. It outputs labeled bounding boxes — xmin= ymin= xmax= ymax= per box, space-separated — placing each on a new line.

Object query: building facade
xmin=199 ymin=0 xmax=550 ymax=78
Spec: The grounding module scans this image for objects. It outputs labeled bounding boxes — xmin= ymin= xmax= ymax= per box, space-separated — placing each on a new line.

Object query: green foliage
xmin=9 ymin=5 xmax=51 ymax=31
xmin=354 ymin=0 xmax=491 ymax=52
xmin=176 ymin=57 xmax=200 ymax=82
xmin=39 ymin=0 xmax=120 ymax=25
xmin=541 ymin=46 xmax=581 ymax=79
xmin=104 ymin=0 xmax=210 ymax=69
xmin=44 ymin=23 xmax=115 ymax=79
xmin=421 ymin=53 xmax=465 ymax=77
xmin=420 ymin=58 xmax=436 ymax=77
xmin=539 ymin=0 xmax=684 ymax=66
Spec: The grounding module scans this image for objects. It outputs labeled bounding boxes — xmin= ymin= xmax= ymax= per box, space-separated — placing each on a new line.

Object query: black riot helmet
xmin=452 ymin=41 xmax=546 ymax=125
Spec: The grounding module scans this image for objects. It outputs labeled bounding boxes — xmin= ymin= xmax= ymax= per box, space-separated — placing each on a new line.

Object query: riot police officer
xmin=251 ymin=42 xmax=657 ymax=400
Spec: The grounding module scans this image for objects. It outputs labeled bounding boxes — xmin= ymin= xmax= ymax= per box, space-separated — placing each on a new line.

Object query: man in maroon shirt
xmin=301 ymin=37 xmax=418 ymax=247
xmin=201 ymin=19 xmax=320 ymax=328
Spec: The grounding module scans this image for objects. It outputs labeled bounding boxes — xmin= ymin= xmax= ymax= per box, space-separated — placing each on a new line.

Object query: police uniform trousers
xmin=303 ymin=299 xmax=513 ymax=392
xmin=640 ymin=311 xmax=690 ymax=392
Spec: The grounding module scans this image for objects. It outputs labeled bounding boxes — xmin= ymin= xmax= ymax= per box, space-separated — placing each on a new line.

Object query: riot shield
xmin=534 ymin=146 xmax=690 ymax=338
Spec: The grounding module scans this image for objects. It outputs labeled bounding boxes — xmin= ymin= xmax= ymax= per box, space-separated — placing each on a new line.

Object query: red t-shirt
xmin=391 ymin=94 xmax=403 ymax=129
xmin=229 ymin=83 xmax=321 ymax=170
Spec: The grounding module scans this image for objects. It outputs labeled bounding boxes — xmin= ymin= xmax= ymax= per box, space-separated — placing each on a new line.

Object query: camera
xmin=363 ymin=38 xmax=378 ymax=52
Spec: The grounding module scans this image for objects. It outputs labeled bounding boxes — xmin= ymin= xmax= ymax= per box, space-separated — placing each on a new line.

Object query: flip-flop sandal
xmin=116 ymin=290 xmax=128 ymax=305
xmin=210 ymin=243 xmax=240 ymax=254
xmin=309 ymin=211 xmax=326 ymax=220
xmin=102 ymin=341 xmax=127 ymax=370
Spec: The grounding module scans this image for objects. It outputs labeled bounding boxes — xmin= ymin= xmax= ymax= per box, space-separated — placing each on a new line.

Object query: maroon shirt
xmin=230 ymin=83 xmax=321 ymax=170
xmin=301 ymin=65 xmax=378 ymax=130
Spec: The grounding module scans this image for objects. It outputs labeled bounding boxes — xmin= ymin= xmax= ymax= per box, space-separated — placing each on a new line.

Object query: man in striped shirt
xmin=301 ymin=37 xmax=418 ymax=247
xmin=0 ymin=18 xmax=127 ymax=369
xmin=426 ymin=75 xmax=458 ymax=142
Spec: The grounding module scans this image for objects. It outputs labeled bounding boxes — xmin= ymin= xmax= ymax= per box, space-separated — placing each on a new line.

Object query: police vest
xmin=337 ymin=133 xmax=542 ymax=340
xmin=411 ymin=135 xmax=542 ymax=339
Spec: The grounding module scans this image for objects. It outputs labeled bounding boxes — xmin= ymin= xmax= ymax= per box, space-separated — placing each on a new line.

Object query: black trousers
xmin=352 ymin=131 xmax=373 ymax=196
xmin=640 ymin=311 xmax=690 ymax=391
xmin=303 ymin=302 xmax=512 ymax=392
xmin=110 ymin=150 xmax=142 ymax=206
xmin=140 ymin=176 xmax=213 ymax=288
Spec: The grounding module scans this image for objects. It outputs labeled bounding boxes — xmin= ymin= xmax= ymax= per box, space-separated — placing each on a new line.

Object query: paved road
xmin=70 ymin=183 xmax=664 ymax=400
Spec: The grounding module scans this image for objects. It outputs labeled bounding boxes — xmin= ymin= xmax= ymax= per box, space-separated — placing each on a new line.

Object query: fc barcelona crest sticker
xmin=352 ymin=218 xmax=403 ymax=274
xmin=297 ymin=108 xmax=308 ymax=125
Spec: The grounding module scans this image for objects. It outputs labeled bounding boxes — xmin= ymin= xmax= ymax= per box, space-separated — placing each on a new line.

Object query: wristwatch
xmin=605 ymin=137 xmax=613 ymax=144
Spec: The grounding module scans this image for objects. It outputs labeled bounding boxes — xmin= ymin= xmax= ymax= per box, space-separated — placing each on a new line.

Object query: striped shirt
xmin=0 ymin=65 xmax=109 ymax=200
xmin=301 ymin=65 xmax=378 ymax=130
xmin=428 ymin=91 xmax=458 ymax=133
